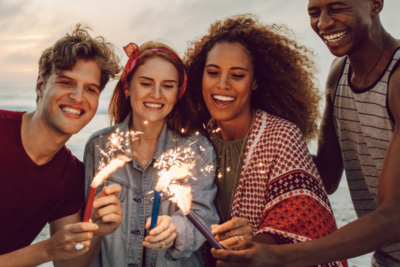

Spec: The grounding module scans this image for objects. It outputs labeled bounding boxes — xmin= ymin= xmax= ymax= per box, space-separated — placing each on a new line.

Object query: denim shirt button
xmin=149 ymin=263 xmax=156 ymax=267
xmin=133 ymin=198 xmax=142 ymax=203
xmin=131 ymin=230 xmax=141 ymax=235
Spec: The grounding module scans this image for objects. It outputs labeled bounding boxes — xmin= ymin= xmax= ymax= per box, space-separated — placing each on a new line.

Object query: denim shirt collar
xmin=120 ymin=112 xmax=173 ymax=167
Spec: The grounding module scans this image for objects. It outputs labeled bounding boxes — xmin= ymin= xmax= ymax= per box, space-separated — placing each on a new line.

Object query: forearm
xmin=54 ymin=235 xmax=103 ymax=267
xmin=0 ymin=240 xmax=53 ymax=267
xmin=279 ymin=207 xmax=400 ymax=266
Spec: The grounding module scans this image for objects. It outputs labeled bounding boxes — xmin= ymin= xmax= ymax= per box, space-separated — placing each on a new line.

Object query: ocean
xmin=0 ymin=84 xmax=372 ymax=266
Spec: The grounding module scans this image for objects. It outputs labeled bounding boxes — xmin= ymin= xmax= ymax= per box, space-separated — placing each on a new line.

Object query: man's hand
xmin=211 ymin=241 xmax=282 ymax=267
xmin=46 ymin=222 xmax=98 ymax=261
xmin=91 ymin=184 xmax=123 ymax=237
xmin=211 ymin=217 xmax=253 ymax=247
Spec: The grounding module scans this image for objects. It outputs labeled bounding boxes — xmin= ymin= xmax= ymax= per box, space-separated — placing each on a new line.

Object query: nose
xmin=318 ymin=11 xmax=334 ymax=32
xmin=217 ymin=73 xmax=231 ymax=90
xmin=150 ymin=84 xmax=162 ymax=99
xmin=69 ymin=85 xmax=84 ymax=103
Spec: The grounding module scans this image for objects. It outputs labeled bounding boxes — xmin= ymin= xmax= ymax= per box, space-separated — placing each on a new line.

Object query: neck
xmin=216 ymin=108 xmax=254 ymax=141
xmin=21 ymin=111 xmax=71 ymax=166
xmin=130 ymin=115 xmax=164 ymax=147
xmin=347 ymin=27 xmax=398 ymax=86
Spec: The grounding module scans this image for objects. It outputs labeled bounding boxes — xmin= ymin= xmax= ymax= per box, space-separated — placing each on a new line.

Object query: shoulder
xmin=388 ymin=54 xmax=400 ymax=124
xmin=261 ymin=111 xmax=303 ymax=139
xmin=85 ymin=124 xmax=121 ymax=147
xmin=0 ymin=109 xmax=24 ymax=122
xmin=325 ymin=56 xmax=347 ymax=96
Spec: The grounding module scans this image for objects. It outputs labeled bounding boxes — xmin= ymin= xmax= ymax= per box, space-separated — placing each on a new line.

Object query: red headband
xmin=121 ymin=43 xmax=187 ymax=101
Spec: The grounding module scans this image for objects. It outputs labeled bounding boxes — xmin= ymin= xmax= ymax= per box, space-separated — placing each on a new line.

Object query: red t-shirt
xmin=0 ymin=109 xmax=85 ymax=254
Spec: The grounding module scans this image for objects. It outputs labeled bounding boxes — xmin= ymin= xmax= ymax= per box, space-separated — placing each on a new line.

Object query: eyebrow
xmin=138 ymin=76 xmax=177 ymax=83
xmin=308 ymin=1 xmax=348 ymax=11
xmin=57 ymin=74 xmax=100 ymax=90
xmin=205 ymin=64 xmax=249 ymax=72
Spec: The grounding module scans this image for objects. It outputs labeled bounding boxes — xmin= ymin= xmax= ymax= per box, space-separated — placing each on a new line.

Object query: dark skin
xmin=212 ymin=0 xmax=400 ymax=266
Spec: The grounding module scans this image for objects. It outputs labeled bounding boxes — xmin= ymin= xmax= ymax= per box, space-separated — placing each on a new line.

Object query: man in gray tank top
xmin=211 ymin=0 xmax=400 ymax=266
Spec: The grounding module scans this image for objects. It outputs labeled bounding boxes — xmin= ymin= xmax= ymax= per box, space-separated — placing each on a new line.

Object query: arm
xmin=53 ymin=184 xmax=122 ymax=267
xmin=212 ymin=66 xmax=400 ymax=267
xmin=0 ymin=213 xmax=98 ymax=267
xmin=314 ymin=57 xmax=345 ymax=194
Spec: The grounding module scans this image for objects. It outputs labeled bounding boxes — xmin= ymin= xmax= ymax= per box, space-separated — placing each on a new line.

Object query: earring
xmin=125 ymin=94 xmax=130 ymax=100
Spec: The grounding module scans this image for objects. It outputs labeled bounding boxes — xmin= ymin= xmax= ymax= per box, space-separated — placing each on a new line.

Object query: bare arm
xmin=54 ymin=184 xmax=123 ymax=267
xmin=314 ymin=57 xmax=344 ymax=194
xmin=211 ymin=65 xmax=400 ymax=267
xmin=0 ymin=213 xmax=98 ymax=267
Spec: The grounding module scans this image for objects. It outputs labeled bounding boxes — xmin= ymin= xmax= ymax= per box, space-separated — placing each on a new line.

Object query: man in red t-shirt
xmin=0 ymin=24 xmax=123 ymax=266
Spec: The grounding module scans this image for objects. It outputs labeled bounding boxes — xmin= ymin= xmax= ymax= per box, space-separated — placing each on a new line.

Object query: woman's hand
xmin=143 ymin=215 xmax=178 ymax=250
xmin=211 ymin=217 xmax=253 ymax=248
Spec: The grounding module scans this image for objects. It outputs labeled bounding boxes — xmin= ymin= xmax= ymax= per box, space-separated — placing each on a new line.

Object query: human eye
xmin=140 ymin=82 xmax=152 ymax=87
xmin=59 ymin=80 xmax=72 ymax=86
xmin=163 ymin=83 xmax=176 ymax=89
xmin=86 ymin=86 xmax=99 ymax=94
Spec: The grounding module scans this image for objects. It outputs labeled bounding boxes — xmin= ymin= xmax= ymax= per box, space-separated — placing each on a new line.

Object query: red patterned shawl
xmin=230 ymin=110 xmax=348 ymax=267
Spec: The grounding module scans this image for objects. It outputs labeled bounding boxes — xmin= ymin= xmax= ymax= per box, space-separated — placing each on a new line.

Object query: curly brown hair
xmin=38 ymin=23 xmax=121 ymax=102
xmin=109 ymin=41 xmax=200 ymax=137
xmin=184 ymin=14 xmax=321 ymax=142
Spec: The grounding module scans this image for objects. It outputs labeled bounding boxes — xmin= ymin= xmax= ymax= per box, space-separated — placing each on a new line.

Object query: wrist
xmin=41 ymin=238 xmax=56 ymax=262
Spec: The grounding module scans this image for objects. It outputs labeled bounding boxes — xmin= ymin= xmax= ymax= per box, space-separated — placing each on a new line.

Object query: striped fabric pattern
xmin=334 ymin=48 xmax=400 ymax=266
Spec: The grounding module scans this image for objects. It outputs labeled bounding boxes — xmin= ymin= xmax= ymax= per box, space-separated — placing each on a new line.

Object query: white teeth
xmin=213 ymin=95 xmax=235 ymax=101
xmin=144 ymin=103 xmax=163 ymax=108
xmin=62 ymin=106 xmax=82 ymax=115
xmin=323 ymin=31 xmax=347 ymax=43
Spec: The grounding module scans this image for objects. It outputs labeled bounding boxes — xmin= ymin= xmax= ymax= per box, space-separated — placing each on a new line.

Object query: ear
xmin=252 ymin=80 xmax=258 ymax=91
xmin=371 ymin=0 xmax=383 ymax=16
xmin=36 ymin=75 xmax=45 ymax=98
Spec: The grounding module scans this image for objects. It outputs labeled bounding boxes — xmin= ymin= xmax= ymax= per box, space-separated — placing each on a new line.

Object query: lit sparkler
xmin=83 ymin=129 xmax=141 ymax=222
xmin=150 ymin=147 xmax=195 ymax=229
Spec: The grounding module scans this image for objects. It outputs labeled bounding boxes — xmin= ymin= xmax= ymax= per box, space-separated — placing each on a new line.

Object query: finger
xmin=95 ymin=184 xmax=121 ymax=199
xmin=219 ymin=236 xmax=247 ymax=247
xmin=94 ymin=204 xmax=121 ymax=220
xmin=93 ymin=195 xmax=120 ymax=209
xmin=219 ymin=241 xmax=232 ymax=250
xmin=212 ymin=218 xmax=248 ymax=236
xmin=211 ymin=224 xmax=219 ymax=230
xmin=148 ymin=216 xmax=172 ymax=236
xmin=143 ymin=233 xmax=176 ymax=250
xmin=211 ymin=247 xmax=249 ymax=262
xmin=100 ymin=213 xmax=122 ymax=225
xmin=103 ymin=184 xmax=121 ymax=196
xmin=67 ymin=222 xmax=99 ymax=233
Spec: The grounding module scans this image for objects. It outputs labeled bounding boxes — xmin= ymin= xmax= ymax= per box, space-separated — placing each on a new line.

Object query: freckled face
xmin=308 ymin=0 xmax=372 ymax=56
xmin=202 ymin=42 xmax=256 ymax=124
xmin=127 ymin=57 xmax=179 ymax=124
xmin=37 ymin=59 xmax=101 ymax=136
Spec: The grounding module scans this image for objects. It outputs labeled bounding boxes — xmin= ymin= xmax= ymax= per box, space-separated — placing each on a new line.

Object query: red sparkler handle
xmin=83 ymin=187 xmax=97 ymax=222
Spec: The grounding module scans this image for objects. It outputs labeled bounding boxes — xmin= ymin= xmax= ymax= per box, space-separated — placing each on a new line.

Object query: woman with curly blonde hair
xmin=184 ymin=14 xmax=347 ymax=267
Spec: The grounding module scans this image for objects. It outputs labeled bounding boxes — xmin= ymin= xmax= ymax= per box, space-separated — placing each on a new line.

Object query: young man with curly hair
xmin=0 ymin=24 xmax=123 ymax=266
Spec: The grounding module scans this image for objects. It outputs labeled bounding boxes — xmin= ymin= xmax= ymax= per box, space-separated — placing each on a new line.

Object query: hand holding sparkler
xmin=143 ymin=215 xmax=178 ymax=250
xmin=90 ymin=183 xmax=123 ymax=237
xmin=211 ymin=218 xmax=253 ymax=248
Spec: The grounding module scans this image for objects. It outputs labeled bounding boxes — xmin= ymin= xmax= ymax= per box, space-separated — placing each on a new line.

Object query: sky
xmin=0 ymin=0 xmax=399 ymax=94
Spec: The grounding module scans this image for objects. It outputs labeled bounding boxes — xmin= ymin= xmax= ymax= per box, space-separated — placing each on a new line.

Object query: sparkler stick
xmin=83 ymin=155 xmax=132 ymax=222
xmin=170 ymin=185 xmax=224 ymax=250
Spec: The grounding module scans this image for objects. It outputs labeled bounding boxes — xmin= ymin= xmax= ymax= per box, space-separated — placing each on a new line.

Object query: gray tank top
xmin=334 ymin=48 xmax=400 ymax=266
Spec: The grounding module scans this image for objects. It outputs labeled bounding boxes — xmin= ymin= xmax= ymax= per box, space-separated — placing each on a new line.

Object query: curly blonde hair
xmin=184 ymin=14 xmax=321 ymax=142
xmin=38 ymin=24 xmax=121 ymax=96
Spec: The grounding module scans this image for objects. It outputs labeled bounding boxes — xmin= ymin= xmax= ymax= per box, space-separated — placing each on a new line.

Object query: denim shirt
xmin=84 ymin=114 xmax=218 ymax=267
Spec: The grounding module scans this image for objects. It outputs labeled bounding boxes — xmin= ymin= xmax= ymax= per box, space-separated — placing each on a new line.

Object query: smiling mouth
xmin=323 ymin=31 xmax=348 ymax=43
xmin=144 ymin=102 xmax=164 ymax=109
xmin=212 ymin=95 xmax=236 ymax=106
xmin=61 ymin=105 xmax=84 ymax=115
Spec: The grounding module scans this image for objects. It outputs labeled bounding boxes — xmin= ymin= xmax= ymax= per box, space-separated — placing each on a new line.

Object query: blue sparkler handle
xmin=150 ymin=190 xmax=161 ymax=230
